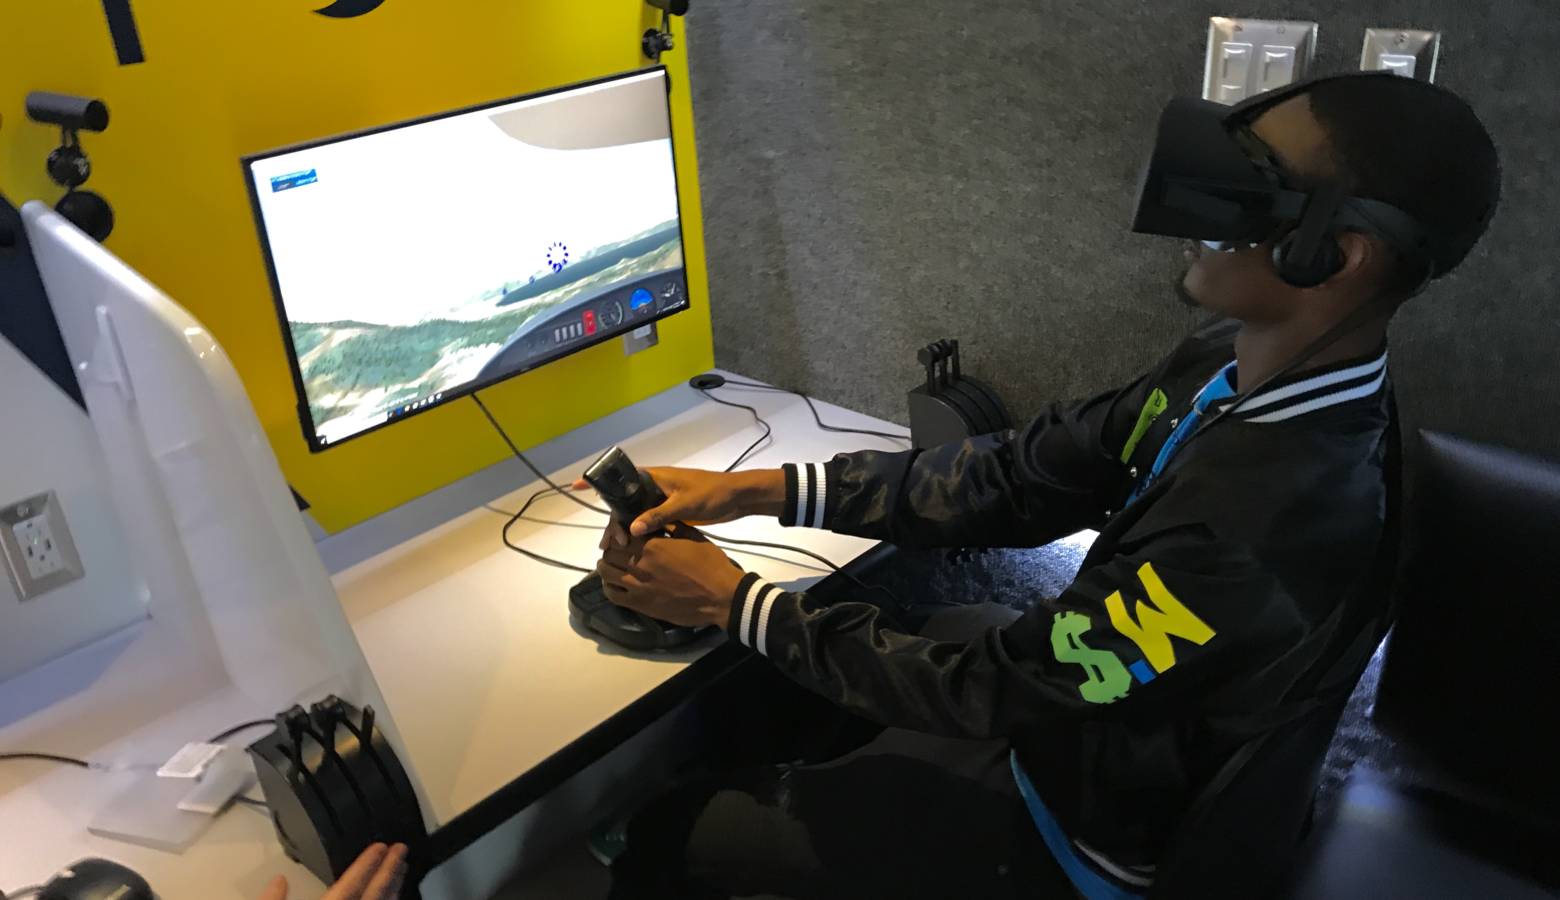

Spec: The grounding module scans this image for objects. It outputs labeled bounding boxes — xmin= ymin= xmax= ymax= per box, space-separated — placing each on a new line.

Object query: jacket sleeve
xmin=777 ymin=380 xmax=1150 ymax=548
xmin=724 ymin=521 xmax=1304 ymax=739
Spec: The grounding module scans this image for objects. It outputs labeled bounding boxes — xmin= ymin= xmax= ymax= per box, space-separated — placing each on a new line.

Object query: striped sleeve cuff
xmin=779 ymin=462 xmax=834 ymax=529
xmin=728 ymin=572 xmax=787 ymax=657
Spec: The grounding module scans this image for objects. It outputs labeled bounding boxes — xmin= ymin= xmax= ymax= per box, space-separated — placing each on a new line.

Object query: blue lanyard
xmin=1011 ymin=753 xmax=1146 ymax=900
xmin=1126 ymin=364 xmax=1238 ymax=506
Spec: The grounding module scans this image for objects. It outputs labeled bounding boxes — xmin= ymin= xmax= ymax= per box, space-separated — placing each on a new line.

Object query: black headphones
xmin=1269 ymin=183 xmax=1440 ymax=294
xmin=1271 ymin=182 xmax=1348 ymax=288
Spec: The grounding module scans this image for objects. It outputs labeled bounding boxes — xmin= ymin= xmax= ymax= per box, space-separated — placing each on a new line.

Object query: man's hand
xmin=597 ymin=523 xmax=745 ymax=628
xmin=573 ymin=467 xmax=786 ymax=539
xmin=259 ymin=843 xmax=408 ymax=900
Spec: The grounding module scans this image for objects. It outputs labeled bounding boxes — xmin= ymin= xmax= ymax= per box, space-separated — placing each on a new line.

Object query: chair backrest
xmin=1374 ymin=430 xmax=1560 ymax=818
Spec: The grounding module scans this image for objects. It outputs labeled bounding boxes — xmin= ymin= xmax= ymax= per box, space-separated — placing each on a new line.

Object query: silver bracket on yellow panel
xmin=623 ymin=323 xmax=659 ymax=356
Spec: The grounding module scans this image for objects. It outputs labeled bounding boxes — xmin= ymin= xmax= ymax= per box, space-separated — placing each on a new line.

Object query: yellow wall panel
xmin=1 ymin=3 xmax=712 ymax=531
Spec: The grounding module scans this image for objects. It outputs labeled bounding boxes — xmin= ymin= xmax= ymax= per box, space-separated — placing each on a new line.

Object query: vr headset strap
xmin=1278 ymin=182 xmax=1349 ymax=285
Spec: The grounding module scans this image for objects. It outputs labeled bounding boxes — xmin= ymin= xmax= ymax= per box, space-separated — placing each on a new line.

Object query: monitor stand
xmin=569 ymin=573 xmax=709 ymax=651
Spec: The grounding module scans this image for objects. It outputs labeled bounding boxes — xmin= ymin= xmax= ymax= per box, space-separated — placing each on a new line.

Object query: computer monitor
xmin=243 ymin=67 xmax=690 ymax=451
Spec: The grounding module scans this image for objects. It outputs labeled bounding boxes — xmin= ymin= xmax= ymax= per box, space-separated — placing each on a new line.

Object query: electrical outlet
xmin=1203 ymin=18 xmax=1318 ymax=105
xmin=1 ymin=490 xmax=86 ymax=600
xmin=14 ymin=515 xmax=66 ymax=578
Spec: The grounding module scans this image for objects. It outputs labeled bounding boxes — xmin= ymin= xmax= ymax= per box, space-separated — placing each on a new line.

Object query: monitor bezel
xmin=240 ymin=65 xmax=691 ymax=453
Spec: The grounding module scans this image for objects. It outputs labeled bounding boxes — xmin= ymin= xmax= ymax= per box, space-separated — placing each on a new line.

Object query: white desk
xmin=0 ymin=373 xmax=906 ymax=899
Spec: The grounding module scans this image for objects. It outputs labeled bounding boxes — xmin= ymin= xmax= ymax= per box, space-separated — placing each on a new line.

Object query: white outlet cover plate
xmin=1361 ymin=28 xmax=1441 ymax=83
xmin=1204 ymin=17 xmax=1319 ymax=105
xmin=1 ymin=490 xmax=87 ymax=600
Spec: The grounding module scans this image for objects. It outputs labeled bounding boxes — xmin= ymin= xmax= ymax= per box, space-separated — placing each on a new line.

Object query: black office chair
xmin=1285 ymin=430 xmax=1560 ymax=898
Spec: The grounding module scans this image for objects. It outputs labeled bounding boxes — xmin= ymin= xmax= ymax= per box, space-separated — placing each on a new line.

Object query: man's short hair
xmin=1305 ymin=75 xmax=1501 ymax=292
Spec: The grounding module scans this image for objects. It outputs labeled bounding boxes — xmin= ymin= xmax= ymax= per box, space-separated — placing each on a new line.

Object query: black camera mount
xmin=25 ymin=92 xmax=114 ymax=242
xmin=642 ymin=0 xmax=689 ymax=62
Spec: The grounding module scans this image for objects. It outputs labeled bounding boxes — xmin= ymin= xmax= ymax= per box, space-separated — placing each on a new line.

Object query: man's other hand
xmin=572 ymin=467 xmax=786 ymax=539
xmin=597 ymin=524 xmax=744 ymax=628
xmin=259 ymin=843 xmax=408 ymax=900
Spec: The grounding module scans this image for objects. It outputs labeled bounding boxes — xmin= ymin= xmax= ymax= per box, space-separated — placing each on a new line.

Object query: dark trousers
xmin=608 ymin=605 xmax=1079 ymax=900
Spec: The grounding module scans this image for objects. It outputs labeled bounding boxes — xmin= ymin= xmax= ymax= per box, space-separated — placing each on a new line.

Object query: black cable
xmin=694 ymin=529 xmax=843 ymax=573
xmin=487 ymin=494 xmax=832 ymax=571
xmin=233 ymin=795 xmax=270 ymax=810
xmin=717 ymin=378 xmax=912 ymax=442
xmin=695 ymin=387 xmax=773 ymax=472
xmin=208 ymin=719 xmax=274 ymax=744
xmin=500 ymin=484 xmax=594 ymax=574
xmin=476 ymin=380 xmax=905 ymax=602
xmin=474 ymin=392 xmax=605 ymax=573
xmin=694 ymin=528 xmax=905 ymax=608
xmin=471 ymin=393 xmax=607 ymax=515
xmin=0 ymin=752 xmax=89 ymax=768
xmin=491 ymin=463 xmax=898 ymax=598
xmin=6 ymin=714 xmax=298 ymax=774
xmin=484 ymin=502 xmax=599 ymax=530
xmin=684 ymin=384 xmax=904 ymax=604
xmin=1182 ymin=295 xmax=1395 ymax=448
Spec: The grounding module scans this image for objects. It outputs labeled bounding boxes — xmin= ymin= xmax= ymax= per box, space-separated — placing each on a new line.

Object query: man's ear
xmin=1327 ymin=231 xmax=1378 ymax=289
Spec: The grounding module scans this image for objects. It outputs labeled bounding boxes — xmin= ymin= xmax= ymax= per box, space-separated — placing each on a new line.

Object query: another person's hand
xmin=259 ymin=843 xmax=408 ymax=900
xmin=573 ymin=467 xmax=785 ymax=539
xmin=598 ymin=524 xmax=745 ymax=627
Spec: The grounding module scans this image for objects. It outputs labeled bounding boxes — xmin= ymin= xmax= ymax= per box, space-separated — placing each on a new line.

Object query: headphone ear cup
xmin=1272 ymin=230 xmax=1344 ymax=288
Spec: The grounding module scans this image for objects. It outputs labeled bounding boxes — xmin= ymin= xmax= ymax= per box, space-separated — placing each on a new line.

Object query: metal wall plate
xmin=1 ymin=489 xmax=86 ymax=600
xmin=1204 ymin=18 xmax=1319 ymax=105
xmin=1361 ymin=29 xmax=1441 ymax=82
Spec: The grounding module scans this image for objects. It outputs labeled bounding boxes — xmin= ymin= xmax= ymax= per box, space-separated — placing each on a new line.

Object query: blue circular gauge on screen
xmin=546 ymin=241 xmax=570 ymax=273
xmin=630 ymin=288 xmax=654 ymax=312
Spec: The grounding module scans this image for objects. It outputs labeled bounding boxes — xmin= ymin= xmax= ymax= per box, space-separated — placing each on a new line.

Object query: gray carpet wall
xmin=688 ymin=1 xmax=1560 ymax=457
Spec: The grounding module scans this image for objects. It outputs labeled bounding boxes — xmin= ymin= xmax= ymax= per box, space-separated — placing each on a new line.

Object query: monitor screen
xmin=243 ymin=68 xmax=689 ymax=450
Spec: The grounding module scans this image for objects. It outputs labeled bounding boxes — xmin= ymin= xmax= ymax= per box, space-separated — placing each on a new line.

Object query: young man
xmin=592 ymin=73 xmax=1500 ymax=898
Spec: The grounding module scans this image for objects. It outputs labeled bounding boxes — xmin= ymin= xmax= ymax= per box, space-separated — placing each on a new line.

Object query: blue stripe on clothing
xmin=1126 ymin=363 xmax=1238 ymax=506
xmin=1011 ymin=752 xmax=1146 ymax=900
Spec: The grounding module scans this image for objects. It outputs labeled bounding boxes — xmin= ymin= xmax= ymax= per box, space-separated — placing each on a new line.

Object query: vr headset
xmin=1132 ymin=72 xmax=1446 ymax=290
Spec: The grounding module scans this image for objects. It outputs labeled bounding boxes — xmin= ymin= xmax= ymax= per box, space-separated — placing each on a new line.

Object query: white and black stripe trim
xmin=780 ymin=462 xmax=832 ymax=529
xmin=735 ymin=575 xmax=763 ymax=647
xmin=1243 ymin=365 xmax=1388 ymax=423
xmin=730 ymin=572 xmax=785 ymax=656
xmin=795 ymin=463 xmax=813 ymax=527
xmin=755 ymin=587 xmax=780 ymax=656
xmin=1231 ymin=348 xmax=1388 ymax=424
xmin=810 ymin=464 xmax=829 ymax=529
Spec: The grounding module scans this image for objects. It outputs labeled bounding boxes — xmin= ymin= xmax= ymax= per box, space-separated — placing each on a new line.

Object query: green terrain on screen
xmin=291 ymin=223 xmax=682 ymax=436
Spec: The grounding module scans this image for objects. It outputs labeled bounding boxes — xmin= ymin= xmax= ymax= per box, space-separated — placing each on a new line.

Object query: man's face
xmin=1176 ymin=96 xmax=1335 ymax=321
xmin=1178 ymin=240 xmax=1281 ymax=318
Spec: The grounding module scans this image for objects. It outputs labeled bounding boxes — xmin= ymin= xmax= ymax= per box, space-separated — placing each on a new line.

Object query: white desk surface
xmin=0 ymin=372 xmax=907 ymax=898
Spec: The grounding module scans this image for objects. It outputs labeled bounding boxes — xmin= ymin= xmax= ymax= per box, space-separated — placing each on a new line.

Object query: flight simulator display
xmin=243 ymin=68 xmax=690 ymax=450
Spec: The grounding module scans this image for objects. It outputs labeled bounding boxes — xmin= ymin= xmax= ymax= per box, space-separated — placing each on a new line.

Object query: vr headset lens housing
xmin=1131 ymin=96 xmax=1301 ymax=245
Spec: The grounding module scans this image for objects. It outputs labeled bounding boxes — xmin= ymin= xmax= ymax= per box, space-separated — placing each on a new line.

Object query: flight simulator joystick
xmin=569 ymin=447 xmax=710 ymax=651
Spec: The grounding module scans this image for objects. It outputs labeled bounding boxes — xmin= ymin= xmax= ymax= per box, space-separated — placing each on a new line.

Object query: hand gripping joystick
xmin=568 ymin=447 xmax=709 ymax=650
